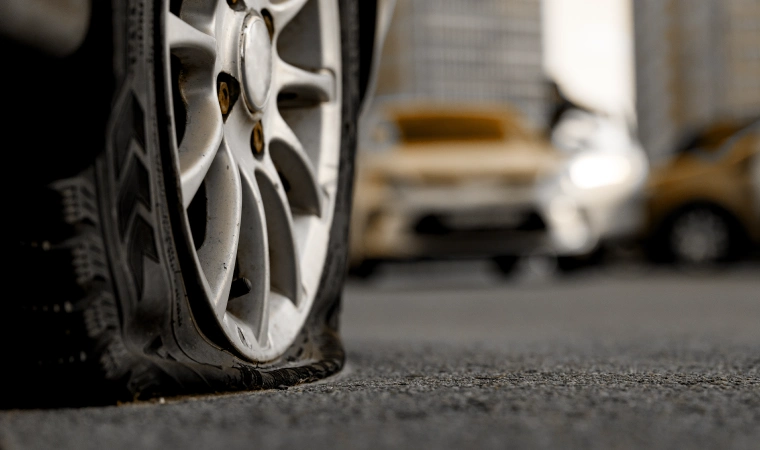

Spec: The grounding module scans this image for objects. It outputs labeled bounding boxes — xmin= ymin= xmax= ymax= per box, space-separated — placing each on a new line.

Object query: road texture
xmin=1 ymin=261 xmax=759 ymax=449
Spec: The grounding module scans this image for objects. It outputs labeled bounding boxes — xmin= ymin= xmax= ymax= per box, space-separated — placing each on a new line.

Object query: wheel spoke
xmin=266 ymin=108 xmax=323 ymax=216
xmin=167 ymin=13 xmax=217 ymax=66
xmin=167 ymin=11 xmax=222 ymax=208
xmin=276 ymin=59 xmax=336 ymax=103
xmin=178 ymin=99 xmax=224 ymax=208
xmin=228 ymin=169 xmax=270 ymax=342
xmin=255 ymin=168 xmax=301 ymax=306
xmin=195 ymin=143 xmax=242 ymax=318
xmin=266 ymin=0 xmax=309 ymax=33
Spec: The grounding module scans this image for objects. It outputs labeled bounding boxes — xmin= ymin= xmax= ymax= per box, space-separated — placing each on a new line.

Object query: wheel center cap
xmin=241 ymin=15 xmax=272 ymax=111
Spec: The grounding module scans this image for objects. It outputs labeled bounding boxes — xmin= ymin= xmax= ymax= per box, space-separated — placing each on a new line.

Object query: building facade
xmin=374 ymin=0 xmax=548 ymax=129
xmin=634 ymin=0 xmax=760 ymax=161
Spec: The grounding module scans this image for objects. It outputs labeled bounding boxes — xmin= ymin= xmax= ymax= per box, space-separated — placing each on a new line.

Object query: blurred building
xmin=634 ymin=0 xmax=760 ymax=162
xmin=375 ymin=0 xmax=548 ymax=129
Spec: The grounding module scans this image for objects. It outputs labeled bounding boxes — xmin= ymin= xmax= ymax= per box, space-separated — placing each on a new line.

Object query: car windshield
xmin=675 ymin=122 xmax=750 ymax=155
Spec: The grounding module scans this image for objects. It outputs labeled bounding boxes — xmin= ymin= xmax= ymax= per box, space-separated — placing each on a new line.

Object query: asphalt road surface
xmin=2 ymin=261 xmax=759 ymax=449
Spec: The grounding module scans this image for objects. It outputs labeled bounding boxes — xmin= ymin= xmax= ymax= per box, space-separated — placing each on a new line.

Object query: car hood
xmin=359 ymin=140 xmax=562 ymax=185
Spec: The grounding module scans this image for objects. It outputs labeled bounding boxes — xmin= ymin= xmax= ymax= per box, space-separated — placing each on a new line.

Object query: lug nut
xmin=218 ymin=81 xmax=230 ymax=115
xmin=251 ymin=121 xmax=265 ymax=158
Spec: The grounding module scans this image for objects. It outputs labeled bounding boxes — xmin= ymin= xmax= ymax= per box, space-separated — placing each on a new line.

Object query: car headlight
xmin=567 ymin=152 xmax=632 ymax=190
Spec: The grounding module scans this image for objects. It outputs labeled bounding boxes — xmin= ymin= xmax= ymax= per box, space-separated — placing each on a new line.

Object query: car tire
xmin=1 ymin=0 xmax=358 ymax=407
xmin=493 ymin=256 xmax=519 ymax=276
xmin=556 ymin=247 xmax=605 ymax=274
xmin=348 ymin=259 xmax=380 ymax=280
xmin=666 ymin=205 xmax=739 ymax=266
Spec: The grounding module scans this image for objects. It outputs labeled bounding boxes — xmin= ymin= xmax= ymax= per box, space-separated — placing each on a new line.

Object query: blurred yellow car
xmin=644 ymin=119 xmax=760 ymax=264
xmin=349 ymin=102 xmax=564 ymax=274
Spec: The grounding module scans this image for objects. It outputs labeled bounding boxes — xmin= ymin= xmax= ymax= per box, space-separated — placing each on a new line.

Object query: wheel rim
xmin=164 ymin=0 xmax=342 ymax=361
xmin=670 ymin=208 xmax=730 ymax=264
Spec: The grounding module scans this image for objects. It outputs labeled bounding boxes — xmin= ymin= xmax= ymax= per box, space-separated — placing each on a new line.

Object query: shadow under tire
xmin=493 ymin=256 xmax=519 ymax=276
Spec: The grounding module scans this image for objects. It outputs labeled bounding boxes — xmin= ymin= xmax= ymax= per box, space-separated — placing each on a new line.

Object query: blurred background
xmin=348 ymin=0 xmax=760 ymax=282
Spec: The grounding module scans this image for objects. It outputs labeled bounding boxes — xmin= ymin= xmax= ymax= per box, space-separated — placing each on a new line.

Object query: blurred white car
xmin=540 ymin=109 xmax=649 ymax=263
xmin=350 ymin=102 xmax=565 ymax=275
xmin=349 ymin=101 xmax=647 ymax=276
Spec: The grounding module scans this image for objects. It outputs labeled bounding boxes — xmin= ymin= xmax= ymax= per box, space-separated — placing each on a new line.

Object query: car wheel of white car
xmin=2 ymin=0 xmax=359 ymax=406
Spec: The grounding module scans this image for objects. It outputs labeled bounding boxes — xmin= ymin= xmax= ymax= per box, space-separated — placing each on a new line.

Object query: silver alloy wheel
xmin=670 ymin=208 xmax=730 ymax=264
xmin=165 ymin=0 xmax=342 ymax=361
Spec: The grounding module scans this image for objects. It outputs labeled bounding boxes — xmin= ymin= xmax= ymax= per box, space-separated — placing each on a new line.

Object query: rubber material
xmin=647 ymin=202 xmax=749 ymax=265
